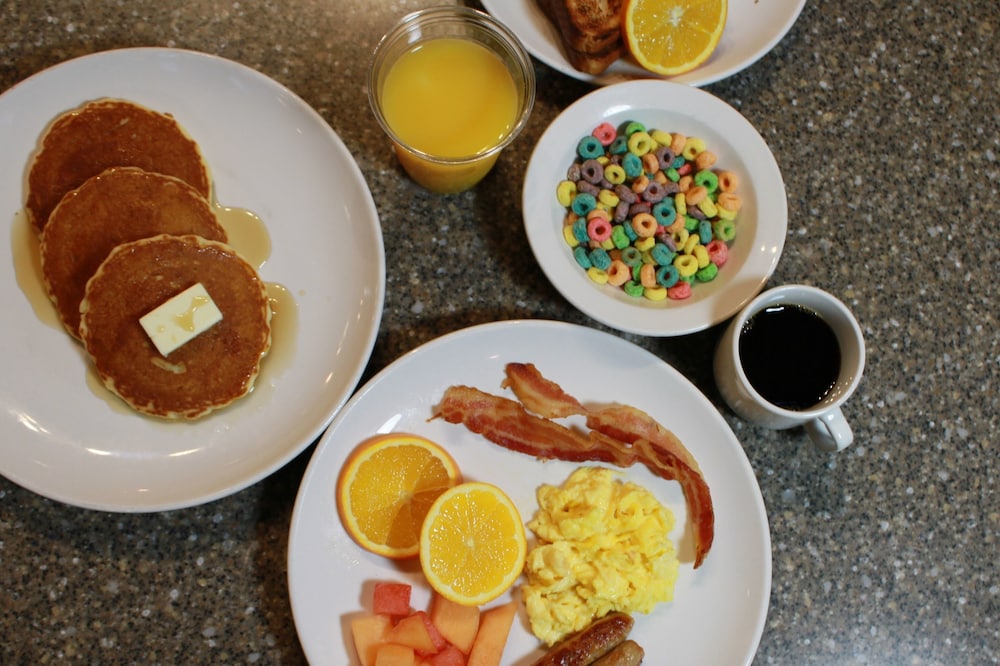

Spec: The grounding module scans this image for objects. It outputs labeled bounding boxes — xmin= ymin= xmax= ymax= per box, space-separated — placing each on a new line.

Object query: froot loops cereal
xmin=557 ymin=121 xmax=742 ymax=301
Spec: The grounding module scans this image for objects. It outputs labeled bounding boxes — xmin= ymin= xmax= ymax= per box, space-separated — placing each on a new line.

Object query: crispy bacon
xmin=433 ymin=363 xmax=716 ymax=568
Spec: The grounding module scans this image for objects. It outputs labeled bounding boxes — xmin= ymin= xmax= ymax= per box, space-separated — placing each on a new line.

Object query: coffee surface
xmin=739 ymin=304 xmax=841 ymax=411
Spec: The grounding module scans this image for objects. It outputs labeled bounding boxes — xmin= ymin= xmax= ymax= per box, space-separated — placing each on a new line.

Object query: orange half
xmin=622 ymin=0 xmax=729 ymax=76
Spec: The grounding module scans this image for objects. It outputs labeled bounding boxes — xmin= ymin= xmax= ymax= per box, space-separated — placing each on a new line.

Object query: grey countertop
xmin=2 ymin=1 xmax=997 ymax=664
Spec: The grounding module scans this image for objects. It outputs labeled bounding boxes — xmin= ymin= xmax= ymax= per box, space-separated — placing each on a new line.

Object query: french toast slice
xmin=537 ymin=0 xmax=625 ymax=75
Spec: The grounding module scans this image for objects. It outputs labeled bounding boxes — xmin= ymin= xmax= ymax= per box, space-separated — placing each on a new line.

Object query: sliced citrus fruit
xmin=337 ymin=433 xmax=460 ymax=559
xmin=622 ymin=0 xmax=728 ymax=76
xmin=419 ymin=482 xmax=527 ymax=606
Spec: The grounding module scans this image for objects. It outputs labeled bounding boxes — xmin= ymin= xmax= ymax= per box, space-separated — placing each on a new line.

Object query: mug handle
xmin=805 ymin=408 xmax=854 ymax=452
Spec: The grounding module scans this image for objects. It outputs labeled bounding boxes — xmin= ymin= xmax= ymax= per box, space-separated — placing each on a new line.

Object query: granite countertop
xmin=1 ymin=1 xmax=997 ymax=664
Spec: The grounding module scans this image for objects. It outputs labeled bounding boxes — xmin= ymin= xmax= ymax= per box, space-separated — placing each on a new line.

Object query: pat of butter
xmin=140 ymin=283 xmax=223 ymax=356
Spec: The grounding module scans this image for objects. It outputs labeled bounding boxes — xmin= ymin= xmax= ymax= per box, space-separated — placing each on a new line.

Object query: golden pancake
xmin=26 ymin=98 xmax=211 ymax=231
xmin=40 ymin=166 xmax=227 ymax=340
xmin=79 ymin=234 xmax=271 ymax=420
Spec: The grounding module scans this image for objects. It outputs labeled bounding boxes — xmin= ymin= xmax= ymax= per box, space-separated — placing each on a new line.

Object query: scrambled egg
xmin=521 ymin=467 xmax=679 ymax=646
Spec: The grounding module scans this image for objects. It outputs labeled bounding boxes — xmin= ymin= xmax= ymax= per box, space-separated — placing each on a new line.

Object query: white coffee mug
xmin=713 ymin=285 xmax=865 ymax=452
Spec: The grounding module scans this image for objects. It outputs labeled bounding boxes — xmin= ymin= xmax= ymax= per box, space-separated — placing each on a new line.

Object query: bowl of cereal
xmin=522 ymin=79 xmax=787 ymax=336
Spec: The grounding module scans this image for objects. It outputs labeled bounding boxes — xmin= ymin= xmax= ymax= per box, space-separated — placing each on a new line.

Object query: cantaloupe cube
xmin=429 ymin=594 xmax=480 ymax=654
xmin=387 ymin=612 xmax=438 ymax=655
xmin=351 ymin=614 xmax=393 ymax=666
xmin=427 ymin=644 xmax=467 ymax=666
xmin=467 ymin=602 xmax=517 ymax=666
xmin=417 ymin=611 xmax=449 ymax=655
xmin=375 ymin=643 xmax=415 ymax=666
xmin=373 ymin=581 xmax=413 ymax=616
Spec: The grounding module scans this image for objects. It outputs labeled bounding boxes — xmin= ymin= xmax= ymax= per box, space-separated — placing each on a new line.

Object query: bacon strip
xmin=435 ymin=364 xmax=716 ymax=568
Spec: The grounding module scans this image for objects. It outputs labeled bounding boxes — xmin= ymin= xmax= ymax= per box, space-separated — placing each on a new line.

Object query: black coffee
xmin=738 ymin=304 xmax=841 ymax=411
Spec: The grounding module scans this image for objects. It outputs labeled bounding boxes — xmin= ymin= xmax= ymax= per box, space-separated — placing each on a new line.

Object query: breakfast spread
xmin=523 ymin=468 xmax=678 ymax=645
xmin=558 ymin=120 xmax=741 ymax=301
xmin=24 ymin=98 xmax=272 ymax=419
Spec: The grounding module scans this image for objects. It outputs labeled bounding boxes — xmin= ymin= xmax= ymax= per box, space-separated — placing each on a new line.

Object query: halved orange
xmin=337 ymin=433 xmax=461 ymax=559
xmin=419 ymin=482 xmax=527 ymax=606
xmin=622 ymin=0 xmax=729 ymax=76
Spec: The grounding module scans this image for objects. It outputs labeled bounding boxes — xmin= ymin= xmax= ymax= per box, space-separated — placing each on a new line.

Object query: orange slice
xmin=337 ymin=433 xmax=461 ymax=559
xmin=419 ymin=482 xmax=527 ymax=606
xmin=622 ymin=0 xmax=728 ymax=76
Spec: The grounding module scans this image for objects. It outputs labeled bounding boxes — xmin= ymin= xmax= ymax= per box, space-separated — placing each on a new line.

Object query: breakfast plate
xmin=0 ymin=48 xmax=385 ymax=511
xmin=481 ymin=0 xmax=807 ymax=86
xmin=522 ymin=79 xmax=786 ymax=336
xmin=288 ymin=320 xmax=771 ymax=665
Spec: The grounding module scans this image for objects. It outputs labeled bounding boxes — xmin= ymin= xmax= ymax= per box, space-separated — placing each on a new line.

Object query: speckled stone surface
xmin=1 ymin=1 xmax=997 ymax=664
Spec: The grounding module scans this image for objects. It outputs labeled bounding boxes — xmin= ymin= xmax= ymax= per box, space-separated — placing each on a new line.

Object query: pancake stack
xmin=28 ymin=98 xmax=271 ymax=420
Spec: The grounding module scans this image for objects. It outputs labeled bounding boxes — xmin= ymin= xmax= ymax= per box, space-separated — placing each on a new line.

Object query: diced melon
xmin=416 ymin=610 xmax=449 ymax=655
xmin=429 ymin=594 xmax=480 ymax=654
xmin=467 ymin=602 xmax=517 ymax=666
xmin=387 ymin=612 xmax=438 ymax=655
xmin=375 ymin=643 xmax=416 ymax=666
xmin=374 ymin=581 xmax=413 ymax=616
xmin=427 ymin=644 xmax=467 ymax=666
xmin=351 ymin=614 xmax=393 ymax=666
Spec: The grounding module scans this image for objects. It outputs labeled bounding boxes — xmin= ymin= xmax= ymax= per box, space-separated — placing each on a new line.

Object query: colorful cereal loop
xmin=627 ymin=131 xmax=655 ymax=156
xmin=571 ymin=192 xmax=597 ymax=216
xmin=622 ymin=152 xmax=643 ymax=179
xmin=598 ymin=188 xmax=620 ymax=207
xmin=670 ymin=133 xmax=686 ymax=154
xmin=610 ymin=225 xmax=630 ymax=249
xmin=572 ymin=217 xmax=589 ymax=243
xmin=695 ymin=262 xmax=719 ymax=282
xmin=573 ymin=246 xmax=592 ymax=269
xmin=586 ymin=266 xmax=609 ymax=284
xmin=650 ymin=242 xmax=675 ymax=266
xmin=674 ymin=254 xmax=698 ymax=277
xmin=604 ymin=164 xmax=626 ymax=184
xmin=632 ymin=212 xmax=657 ymax=238
xmin=681 ymin=137 xmax=706 ymax=160
xmin=650 ymin=129 xmax=672 ymax=146
xmin=694 ymin=169 xmax=719 ymax=192
xmin=713 ymin=219 xmax=737 ymax=242
xmin=624 ymin=121 xmax=646 ymax=135
xmin=717 ymin=171 xmax=739 ymax=192
xmin=638 ymin=263 xmax=657 ymax=288
xmin=698 ymin=197 xmax=718 ymax=218
xmin=557 ymin=180 xmax=577 ymax=207
xmin=644 ymin=286 xmax=668 ymax=301
xmin=609 ymin=136 xmax=628 ymax=154
xmin=682 ymin=233 xmax=699 ymax=255
xmin=706 ymin=239 xmax=729 ymax=266
xmin=592 ymin=122 xmax=617 ymax=145
xmin=623 ymin=280 xmax=645 ymax=298
xmin=562 ymin=224 xmax=579 ymax=247
xmin=668 ymin=281 xmax=692 ymax=300
xmin=694 ymin=150 xmax=717 ymax=171
xmin=692 ymin=243 xmax=711 ymax=268
xmin=586 ymin=216 xmax=612 ymax=242
xmin=698 ymin=219 xmax=714 ymax=245
xmin=656 ymin=264 xmax=680 ymax=288
xmin=607 ymin=260 xmax=630 ymax=286
xmin=577 ymin=135 xmax=604 ymax=159
xmin=717 ymin=192 xmax=743 ymax=212
xmin=652 ymin=201 xmax=677 ymax=226
xmin=684 ymin=184 xmax=707 ymax=206
xmin=621 ymin=246 xmax=643 ymax=266
xmin=589 ymin=247 xmax=612 ymax=270
xmin=635 ymin=236 xmax=655 ymax=252
xmin=641 ymin=152 xmax=660 ymax=174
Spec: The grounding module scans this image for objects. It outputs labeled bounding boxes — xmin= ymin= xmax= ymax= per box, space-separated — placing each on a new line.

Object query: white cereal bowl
xmin=522 ymin=79 xmax=787 ymax=337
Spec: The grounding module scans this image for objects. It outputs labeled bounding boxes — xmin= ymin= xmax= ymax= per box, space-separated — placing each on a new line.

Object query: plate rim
xmin=287 ymin=319 xmax=772 ymax=665
xmin=0 ymin=47 xmax=386 ymax=512
xmin=522 ymin=79 xmax=787 ymax=337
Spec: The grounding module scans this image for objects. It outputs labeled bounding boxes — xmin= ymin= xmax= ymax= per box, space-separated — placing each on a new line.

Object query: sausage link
xmin=589 ymin=639 xmax=644 ymax=666
xmin=531 ymin=612 xmax=634 ymax=666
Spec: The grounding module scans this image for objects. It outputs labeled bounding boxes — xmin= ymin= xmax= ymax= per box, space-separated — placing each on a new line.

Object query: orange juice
xmin=379 ymin=38 xmax=521 ymax=192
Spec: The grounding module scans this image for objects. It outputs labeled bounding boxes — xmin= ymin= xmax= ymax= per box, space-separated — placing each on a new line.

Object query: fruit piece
xmin=375 ymin=643 xmax=416 ymax=666
xmin=466 ymin=601 xmax=518 ymax=666
xmin=374 ymin=581 xmax=413 ymax=616
xmin=338 ymin=433 xmax=461 ymax=559
xmin=417 ymin=611 xmax=449 ymax=655
xmin=429 ymin=593 xmax=481 ymax=654
xmin=387 ymin=613 xmax=439 ymax=655
xmin=621 ymin=0 xmax=728 ymax=76
xmin=419 ymin=482 xmax=527 ymax=607
xmin=351 ymin=614 xmax=393 ymax=666
xmin=427 ymin=645 xmax=467 ymax=666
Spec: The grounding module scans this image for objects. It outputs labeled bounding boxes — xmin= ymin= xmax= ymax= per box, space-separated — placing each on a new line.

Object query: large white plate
xmin=0 ymin=48 xmax=385 ymax=511
xmin=288 ymin=320 xmax=771 ymax=665
xmin=482 ymin=0 xmax=806 ymax=86
xmin=523 ymin=79 xmax=786 ymax=336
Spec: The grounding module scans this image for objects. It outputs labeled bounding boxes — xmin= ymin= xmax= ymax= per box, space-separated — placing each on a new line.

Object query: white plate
xmin=0 ymin=48 xmax=385 ymax=511
xmin=288 ymin=320 xmax=771 ymax=666
xmin=482 ymin=0 xmax=806 ymax=86
xmin=523 ymin=79 xmax=786 ymax=336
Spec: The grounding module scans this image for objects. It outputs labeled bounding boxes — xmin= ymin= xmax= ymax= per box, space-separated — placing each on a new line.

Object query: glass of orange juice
xmin=368 ymin=7 xmax=536 ymax=194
